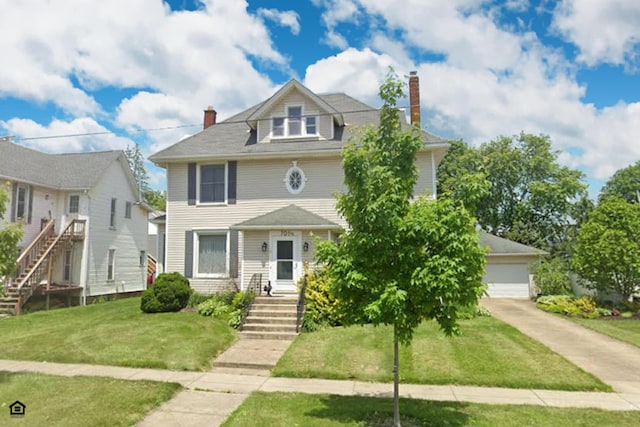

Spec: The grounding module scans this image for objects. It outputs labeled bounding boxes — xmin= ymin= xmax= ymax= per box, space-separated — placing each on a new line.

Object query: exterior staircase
xmin=0 ymin=219 xmax=85 ymax=316
xmin=240 ymin=296 xmax=300 ymax=340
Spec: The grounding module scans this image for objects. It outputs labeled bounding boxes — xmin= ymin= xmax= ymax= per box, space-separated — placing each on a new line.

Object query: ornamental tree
xmin=316 ymin=71 xmax=486 ymax=426
xmin=572 ymin=197 xmax=640 ymax=302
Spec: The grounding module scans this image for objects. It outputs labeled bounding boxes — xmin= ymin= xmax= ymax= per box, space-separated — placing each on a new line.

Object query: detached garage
xmin=479 ymin=232 xmax=545 ymax=298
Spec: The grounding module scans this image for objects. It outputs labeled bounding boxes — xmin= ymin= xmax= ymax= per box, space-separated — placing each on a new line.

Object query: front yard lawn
xmin=571 ymin=318 xmax=640 ymax=349
xmin=0 ymin=371 xmax=179 ymax=427
xmin=0 ymin=297 xmax=236 ymax=370
xmin=273 ymin=317 xmax=608 ymax=391
xmin=222 ymin=392 xmax=640 ymax=427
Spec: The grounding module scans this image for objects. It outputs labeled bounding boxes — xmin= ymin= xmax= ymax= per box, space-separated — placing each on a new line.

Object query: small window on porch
xmin=69 ymin=195 xmax=79 ymax=214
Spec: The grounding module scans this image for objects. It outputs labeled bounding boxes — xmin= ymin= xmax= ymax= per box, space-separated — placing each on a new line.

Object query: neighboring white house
xmin=0 ymin=137 xmax=150 ymax=312
xmin=149 ymin=74 xmax=543 ymax=298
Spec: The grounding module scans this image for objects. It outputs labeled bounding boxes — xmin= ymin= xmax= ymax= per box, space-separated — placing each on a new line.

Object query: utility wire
xmin=4 ymin=106 xmax=405 ymax=142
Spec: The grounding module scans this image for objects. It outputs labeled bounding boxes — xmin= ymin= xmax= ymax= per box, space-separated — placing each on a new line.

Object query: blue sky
xmin=1 ymin=0 xmax=639 ymax=198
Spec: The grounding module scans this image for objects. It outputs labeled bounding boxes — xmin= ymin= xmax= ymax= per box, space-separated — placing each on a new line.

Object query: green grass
xmin=571 ymin=318 xmax=640 ymax=348
xmin=0 ymin=371 xmax=179 ymax=426
xmin=0 ymin=297 xmax=236 ymax=370
xmin=223 ymin=392 xmax=640 ymax=427
xmin=273 ymin=317 xmax=608 ymax=391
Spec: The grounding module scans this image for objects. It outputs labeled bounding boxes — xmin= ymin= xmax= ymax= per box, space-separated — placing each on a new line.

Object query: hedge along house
xmin=149 ymin=74 xmax=543 ymax=298
xmin=0 ymin=138 xmax=150 ymax=314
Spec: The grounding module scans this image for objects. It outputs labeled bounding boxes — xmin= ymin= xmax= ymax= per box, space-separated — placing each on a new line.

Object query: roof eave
xmin=231 ymin=224 xmax=342 ymax=231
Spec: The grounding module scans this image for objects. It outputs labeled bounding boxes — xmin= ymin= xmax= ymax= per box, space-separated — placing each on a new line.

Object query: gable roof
xmin=246 ymin=79 xmax=344 ymax=129
xmin=0 ymin=138 xmax=132 ymax=191
xmin=149 ymin=81 xmax=449 ymax=164
xmin=479 ymin=231 xmax=545 ymax=256
xmin=231 ymin=204 xmax=341 ymax=230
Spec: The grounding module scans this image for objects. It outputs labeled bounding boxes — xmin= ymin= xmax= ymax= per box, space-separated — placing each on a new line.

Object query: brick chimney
xmin=409 ymin=71 xmax=421 ymax=127
xmin=203 ymin=105 xmax=217 ymax=130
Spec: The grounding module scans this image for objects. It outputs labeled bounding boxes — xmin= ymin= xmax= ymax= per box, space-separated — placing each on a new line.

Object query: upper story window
xmin=110 ymin=198 xmax=116 ymax=228
xmin=272 ymin=106 xmax=318 ymax=138
xmin=199 ymin=164 xmax=226 ymax=203
xmin=15 ymin=184 xmax=29 ymax=220
xmin=69 ymin=195 xmax=79 ymax=214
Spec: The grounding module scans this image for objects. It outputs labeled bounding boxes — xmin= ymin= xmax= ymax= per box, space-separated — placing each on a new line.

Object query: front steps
xmin=239 ymin=296 xmax=299 ymax=340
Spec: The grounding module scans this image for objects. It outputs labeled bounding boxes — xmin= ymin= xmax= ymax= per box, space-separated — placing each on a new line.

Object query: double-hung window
xmin=271 ymin=106 xmax=318 ymax=138
xmin=199 ymin=164 xmax=226 ymax=203
xmin=107 ymin=249 xmax=116 ymax=281
xmin=15 ymin=184 xmax=29 ymax=220
xmin=69 ymin=195 xmax=79 ymax=214
xmin=197 ymin=233 xmax=227 ymax=276
xmin=125 ymin=201 xmax=132 ymax=219
xmin=110 ymin=198 xmax=117 ymax=228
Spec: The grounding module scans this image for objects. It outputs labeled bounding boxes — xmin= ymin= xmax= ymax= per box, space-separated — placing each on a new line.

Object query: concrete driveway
xmin=481 ymin=298 xmax=640 ymax=394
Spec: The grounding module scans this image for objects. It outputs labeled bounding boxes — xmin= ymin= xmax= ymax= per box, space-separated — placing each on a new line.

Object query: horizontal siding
xmin=85 ymin=160 xmax=148 ymax=296
xmin=414 ymin=151 xmax=435 ymax=197
xmin=257 ymin=90 xmax=331 ymax=143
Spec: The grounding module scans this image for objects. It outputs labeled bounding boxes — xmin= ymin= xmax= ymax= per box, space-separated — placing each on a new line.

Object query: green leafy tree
xmin=143 ymin=189 xmax=166 ymax=212
xmin=124 ymin=143 xmax=150 ymax=193
xmin=599 ymin=160 xmax=640 ymax=204
xmin=316 ymin=71 xmax=486 ymax=426
xmin=572 ymin=197 xmax=640 ymax=302
xmin=533 ymin=256 xmax=573 ymax=296
xmin=0 ymin=189 xmax=24 ymax=279
xmin=437 ymin=134 xmax=588 ymax=253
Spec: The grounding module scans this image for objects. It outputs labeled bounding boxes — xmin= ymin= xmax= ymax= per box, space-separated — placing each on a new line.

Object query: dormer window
xmin=271 ymin=105 xmax=318 ymax=138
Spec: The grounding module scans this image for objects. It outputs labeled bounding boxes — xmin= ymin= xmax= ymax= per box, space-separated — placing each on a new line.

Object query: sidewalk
xmin=1 ymin=358 xmax=639 ymax=427
xmin=481 ymin=298 xmax=640 ymax=394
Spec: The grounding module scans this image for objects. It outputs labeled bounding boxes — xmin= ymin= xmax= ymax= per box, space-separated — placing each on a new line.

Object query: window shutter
xmin=187 ymin=163 xmax=196 ymax=205
xmin=229 ymin=230 xmax=238 ymax=278
xmin=228 ymin=161 xmax=237 ymax=204
xmin=27 ymin=185 xmax=33 ymax=224
xmin=184 ymin=231 xmax=194 ymax=278
xmin=10 ymin=183 xmax=17 ymax=222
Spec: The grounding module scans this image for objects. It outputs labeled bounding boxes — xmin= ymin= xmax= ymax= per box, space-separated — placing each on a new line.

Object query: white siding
xmin=84 ymin=159 xmax=148 ymax=296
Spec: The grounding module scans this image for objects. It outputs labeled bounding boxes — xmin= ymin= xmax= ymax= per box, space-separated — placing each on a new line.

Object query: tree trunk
xmin=393 ymin=323 xmax=401 ymax=427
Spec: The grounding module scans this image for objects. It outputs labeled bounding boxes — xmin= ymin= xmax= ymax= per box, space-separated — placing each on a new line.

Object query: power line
xmin=5 ymin=106 xmax=406 ymax=142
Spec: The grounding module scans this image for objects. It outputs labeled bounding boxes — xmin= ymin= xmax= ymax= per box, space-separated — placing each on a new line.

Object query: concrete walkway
xmin=481 ymin=298 xmax=640 ymax=394
xmin=1 ymin=357 xmax=640 ymax=426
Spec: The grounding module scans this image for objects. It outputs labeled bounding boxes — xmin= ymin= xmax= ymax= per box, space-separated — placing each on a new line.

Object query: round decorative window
xmin=284 ymin=162 xmax=306 ymax=194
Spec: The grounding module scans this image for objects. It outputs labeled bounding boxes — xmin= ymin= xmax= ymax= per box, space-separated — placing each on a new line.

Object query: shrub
xmin=456 ymin=303 xmax=492 ymax=319
xmin=197 ymin=297 xmax=230 ymax=317
xmin=187 ymin=292 xmax=210 ymax=308
xmin=533 ymin=257 xmax=573 ymax=296
xmin=300 ymin=264 xmax=341 ymax=332
xmin=228 ymin=291 xmax=256 ymax=329
xmin=140 ymin=272 xmax=192 ymax=313
xmin=536 ymin=294 xmax=598 ymax=318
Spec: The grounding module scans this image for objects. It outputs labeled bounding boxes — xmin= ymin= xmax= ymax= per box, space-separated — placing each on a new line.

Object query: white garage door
xmin=483 ymin=263 xmax=530 ymax=298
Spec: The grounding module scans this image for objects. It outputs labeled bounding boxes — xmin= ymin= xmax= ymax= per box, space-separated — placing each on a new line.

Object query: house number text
xmin=280 ymin=231 xmax=294 ymax=236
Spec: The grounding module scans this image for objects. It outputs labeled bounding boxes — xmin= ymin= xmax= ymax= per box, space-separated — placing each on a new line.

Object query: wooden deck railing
xmin=15 ymin=219 xmax=55 ymax=280
xmin=14 ymin=219 xmax=86 ymax=315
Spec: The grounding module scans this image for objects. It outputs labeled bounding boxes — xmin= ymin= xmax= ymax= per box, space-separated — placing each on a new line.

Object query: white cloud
xmin=1 ymin=117 xmax=133 ymax=153
xmin=553 ymin=0 xmax=640 ymax=67
xmin=257 ymin=8 xmax=301 ymax=35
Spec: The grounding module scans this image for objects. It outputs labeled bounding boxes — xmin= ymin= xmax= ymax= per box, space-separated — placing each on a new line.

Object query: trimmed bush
xmin=141 ymin=272 xmax=193 ymax=313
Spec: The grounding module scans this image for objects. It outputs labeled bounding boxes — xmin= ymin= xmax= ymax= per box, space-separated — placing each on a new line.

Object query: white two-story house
xmin=0 ymin=138 xmax=150 ymax=313
xmin=150 ymin=74 xmax=542 ymax=298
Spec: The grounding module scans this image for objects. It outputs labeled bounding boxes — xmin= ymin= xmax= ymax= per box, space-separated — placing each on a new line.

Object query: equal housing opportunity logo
xmin=9 ymin=400 xmax=25 ymax=417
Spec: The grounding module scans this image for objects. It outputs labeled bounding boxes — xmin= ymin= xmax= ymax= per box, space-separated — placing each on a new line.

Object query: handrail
xmin=15 ymin=219 xmax=86 ymax=312
xmin=247 ymin=273 xmax=263 ymax=295
xmin=15 ymin=219 xmax=55 ymax=278
xmin=296 ymin=274 xmax=307 ymax=333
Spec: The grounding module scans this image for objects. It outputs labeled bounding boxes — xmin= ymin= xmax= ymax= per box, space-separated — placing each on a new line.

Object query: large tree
xmin=599 ymin=160 xmax=640 ymax=204
xmin=0 ymin=189 xmax=23 ymax=280
xmin=437 ymin=134 xmax=588 ymax=253
xmin=572 ymin=197 xmax=640 ymax=302
xmin=124 ymin=143 xmax=166 ymax=211
xmin=316 ymin=71 xmax=486 ymax=426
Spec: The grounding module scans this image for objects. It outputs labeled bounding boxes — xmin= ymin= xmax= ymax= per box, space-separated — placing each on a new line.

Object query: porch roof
xmin=231 ymin=204 xmax=341 ymax=230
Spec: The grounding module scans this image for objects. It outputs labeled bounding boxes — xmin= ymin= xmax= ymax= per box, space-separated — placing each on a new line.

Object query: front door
xmin=269 ymin=231 xmax=301 ymax=293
